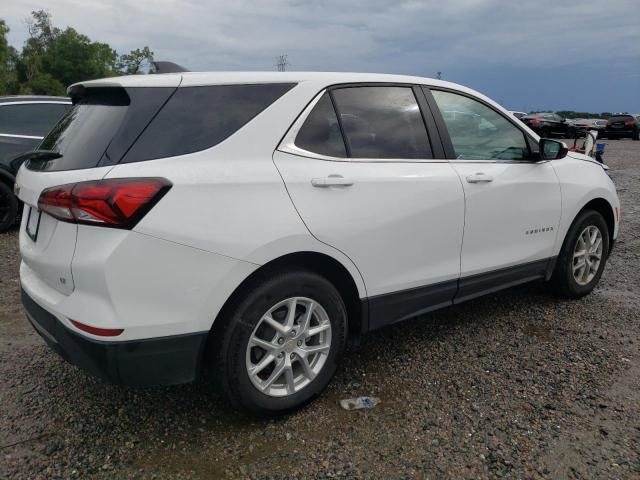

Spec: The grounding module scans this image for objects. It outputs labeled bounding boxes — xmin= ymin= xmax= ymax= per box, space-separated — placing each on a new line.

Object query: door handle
xmin=311 ymin=175 xmax=354 ymax=188
xmin=466 ymin=173 xmax=494 ymax=184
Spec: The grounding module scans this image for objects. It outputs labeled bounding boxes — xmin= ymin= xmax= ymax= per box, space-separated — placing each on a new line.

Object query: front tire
xmin=0 ymin=182 xmax=19 ymax=234
xmin=213 ymin=270 xmax=348 ymax=415
xmin=549 ymin=210 xmax=610 ymax=298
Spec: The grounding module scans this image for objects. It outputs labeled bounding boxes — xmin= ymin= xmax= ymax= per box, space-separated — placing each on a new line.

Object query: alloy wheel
xmin=245 ymin=297 xmax=332 ymax=397
xmin=572 ymin=225 xmax=603 ymax=286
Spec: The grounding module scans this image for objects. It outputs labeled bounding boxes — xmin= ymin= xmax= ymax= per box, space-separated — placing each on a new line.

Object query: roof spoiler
xmin=151 ymin=61 xmax=190 ymax=74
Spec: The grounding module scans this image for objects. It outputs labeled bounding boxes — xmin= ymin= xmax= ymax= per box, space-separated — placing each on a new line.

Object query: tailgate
xmin=17 ymin=166 xmax=114 ymax=295
xmin=15 ymin=82 xmax=179 ymax=296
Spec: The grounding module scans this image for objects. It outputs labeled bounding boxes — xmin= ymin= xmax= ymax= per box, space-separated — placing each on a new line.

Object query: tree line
xmin=0 ymin=10 xmax=154 ymax=96
xmin=554 ymin=111 xmax=616 ymax=120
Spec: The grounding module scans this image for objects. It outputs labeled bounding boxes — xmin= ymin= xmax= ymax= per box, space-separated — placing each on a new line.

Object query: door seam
xmin=270 ymin=151 xmax=369 ymax=299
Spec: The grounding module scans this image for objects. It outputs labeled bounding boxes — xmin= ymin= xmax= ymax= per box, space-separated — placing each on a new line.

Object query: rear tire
xmin=549 ymin=210 xmax=609 ymax=298
xmin=632 ymin=129 xmax=639 ymax=141
xmin=212 ymin=270 xmax=348 ymax=416
xmin=0 ymin=182 xmax=19 ymax=234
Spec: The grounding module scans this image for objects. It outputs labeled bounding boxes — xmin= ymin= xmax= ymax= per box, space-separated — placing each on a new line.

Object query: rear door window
xmin=330 ymin=86 xmax=432 ymax=159
xmin=123 ymin=83 xmax=296 ymax=163
xmin=0 ymin=103 xmax=70 ymax=137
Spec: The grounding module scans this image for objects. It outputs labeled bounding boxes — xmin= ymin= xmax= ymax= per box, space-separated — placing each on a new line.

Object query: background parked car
xmin=564 ymin=118 xmax=577 ymax=136
xmin=509 ymin=111 xmax=527 ymax=119
xmin=521 ymin=112 xmax=569 ymax=138
xmin=568 ymin=118 xmax=608 ymax=139
xmin=0 ymin=96 xmax=71 ymax=232
xmin=606 ymin=113 xmax=640 ymax=140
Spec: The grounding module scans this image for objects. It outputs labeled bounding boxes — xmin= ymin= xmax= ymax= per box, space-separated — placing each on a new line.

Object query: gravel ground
xmin=1 ymin=139 xmax=639 ymax=479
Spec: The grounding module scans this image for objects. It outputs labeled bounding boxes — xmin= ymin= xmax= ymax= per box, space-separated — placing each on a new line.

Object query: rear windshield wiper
xmin=12 ymin=150 xmax=63 ymax=171
xmin=15 ymin=150 xmax=63 ymax=163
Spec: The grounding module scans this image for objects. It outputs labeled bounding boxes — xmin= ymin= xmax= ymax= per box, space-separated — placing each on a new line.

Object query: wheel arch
xmin=209 ymin=251 xmax=367 ymax=348
xmin=558 ymin=197 xmax=616 ymax=258
xmin=579 ymin=197 xmax=616 ymax=252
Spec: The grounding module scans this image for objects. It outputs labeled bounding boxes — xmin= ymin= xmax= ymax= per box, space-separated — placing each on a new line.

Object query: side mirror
xmin=539 ymin=138 xmax=568 ymax=160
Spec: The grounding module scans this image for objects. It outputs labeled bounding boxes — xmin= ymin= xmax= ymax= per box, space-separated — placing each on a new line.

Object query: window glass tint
xmin=295 ymin=93 xmax=346 ymax=157
xmin=124 ymin=83 xmax=295 ymax=162
xmin=432 ymin=90 xmax=529 ymax=161
xmin=0 ymin=137 xmax=40 ymax=164
xmin=35 ymin=89 xmax=130 ymax=172
xmin=331 ymin=87 xmax=431 ymax=159
xmin=0 ymin=103 xmax=70 ymax=136
xmin=609 ymin=115 xmax=633 ymax=122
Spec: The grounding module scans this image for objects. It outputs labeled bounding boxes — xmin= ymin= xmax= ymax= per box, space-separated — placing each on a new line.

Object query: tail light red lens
xmin=38 ymin=178 xmax=171 ymax=228
xmin=624 ymin=119 xmax=634 ymax=126
xmin=70 ymin=320 xmax=124 ymax=337
xmin=528 ymin=118 xmax=541 ymax=125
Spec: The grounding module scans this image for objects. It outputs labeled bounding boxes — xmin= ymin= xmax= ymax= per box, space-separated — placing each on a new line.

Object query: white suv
xmin=16 ymin=72 xmax=620 ymax=415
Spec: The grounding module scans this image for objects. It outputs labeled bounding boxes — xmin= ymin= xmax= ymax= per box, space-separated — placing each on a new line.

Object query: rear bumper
xmin=605 ymin=129 xmax=634 ymax=137
xmin=22 ymin=289 xmax=208 ymax=386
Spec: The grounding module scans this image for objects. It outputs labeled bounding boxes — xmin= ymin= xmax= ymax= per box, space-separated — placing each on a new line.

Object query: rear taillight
xmin=624 ymin=119 xmax=634 ymax=126
xmin=38 ymin=178 xmax=171 ymax=228
xmin=528 ymin=118 xmax=541 ymax=125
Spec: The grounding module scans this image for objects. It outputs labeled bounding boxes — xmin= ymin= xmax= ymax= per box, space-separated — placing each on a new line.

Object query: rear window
xmin=29 ymin=83 xmax=294 ymax=171
xmin=123 ymin=83 xmax=296 ymax=163
xmin=0 ymin=103 xmax=70 ymax=136
xmin=609 ymin=115 xmax=633 ymax=122
xmin=34 ymin=89 xmax=132 ymax=172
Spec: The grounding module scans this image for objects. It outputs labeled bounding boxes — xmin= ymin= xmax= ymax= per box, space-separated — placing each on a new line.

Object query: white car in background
xmin=16 ymin=72 xmax=620 ymax=415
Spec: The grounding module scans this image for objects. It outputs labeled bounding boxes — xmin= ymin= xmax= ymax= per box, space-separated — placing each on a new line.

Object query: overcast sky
xmin=4 ymin=0 xmax=640 ymax=112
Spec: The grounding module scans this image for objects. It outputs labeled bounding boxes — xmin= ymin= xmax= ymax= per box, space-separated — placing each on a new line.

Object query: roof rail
xmin=151 ymin=61 xmax=190 ymax=74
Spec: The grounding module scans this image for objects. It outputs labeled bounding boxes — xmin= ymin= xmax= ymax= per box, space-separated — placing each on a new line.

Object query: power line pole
xmin=275 ymin=54 xmax=289 ymax=72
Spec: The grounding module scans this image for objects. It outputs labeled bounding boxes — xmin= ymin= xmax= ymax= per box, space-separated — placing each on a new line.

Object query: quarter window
xmin=124 ymin=83 xmax=296 ymax=163
xmin=295 ymin=93 xmax=347 ymax=157
xmin=432 ymin=90 xmax=529 ymax=161
xmin=332 ymin=87 xmax=432 ymax=159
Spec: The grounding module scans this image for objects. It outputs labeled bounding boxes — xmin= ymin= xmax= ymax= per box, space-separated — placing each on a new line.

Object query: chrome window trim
xmin=0 ymin=101 xmax=70 ymax=138
xmin=0 ymin=101 xmax=71 ymax=106
xmin=277 ymin=88 xmax=447 ymax=164
xmin=0 ymin=133 xmax=44 ymax=140
xmin=447 ymin=159 xmax=539 ymax=164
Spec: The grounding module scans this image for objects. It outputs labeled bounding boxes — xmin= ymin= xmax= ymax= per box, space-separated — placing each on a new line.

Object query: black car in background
xmin=606 ymin=113 xmax=640 ymax=140
xmin=521 ymin=112 xmax=569 ymax=138
xmin=568 ymin=119 xmax=608 ymax=139
xmin=0 ymin=96 xmax=72 ymax=232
